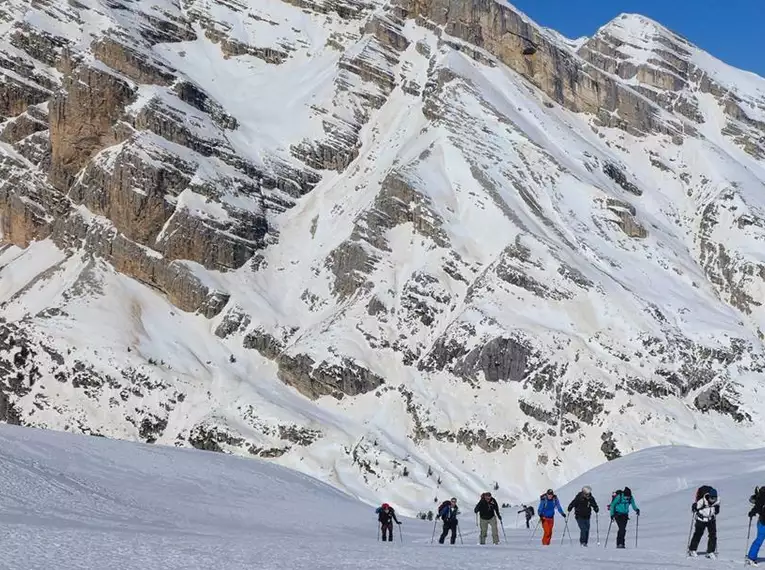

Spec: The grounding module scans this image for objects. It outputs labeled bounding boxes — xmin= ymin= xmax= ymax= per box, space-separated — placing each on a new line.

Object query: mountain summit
xmin=1 ymin=0 xmax=765 ymax=508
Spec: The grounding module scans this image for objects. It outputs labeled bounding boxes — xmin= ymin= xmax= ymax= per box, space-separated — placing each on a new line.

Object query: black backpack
xmin=750 ymin=487 xmax=765 ymax=510
xmin=696 ymin=485 xmax=716 ymax=501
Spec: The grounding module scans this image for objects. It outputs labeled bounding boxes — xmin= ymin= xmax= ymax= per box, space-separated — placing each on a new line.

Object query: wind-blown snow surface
xmin=1 ymin=424 xmax=763 ymax=570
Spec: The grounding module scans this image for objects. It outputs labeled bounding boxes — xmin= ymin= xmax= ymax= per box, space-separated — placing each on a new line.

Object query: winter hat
xmin=546 ymin=489 xmax=554 ymax=495
xmin=382 ymin=503 xmax=390 ymax=509
xmin=582 ymin=486 xmax=592 ymax=494
xmin=623 ymin=487 xmax=632 ymax=496
xmin=451 ymin=497 xmax=457 ymax=502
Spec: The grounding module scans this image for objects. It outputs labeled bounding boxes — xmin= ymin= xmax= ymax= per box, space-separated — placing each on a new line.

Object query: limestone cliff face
xmin=394 ymin=0 xmax=679 ymax=137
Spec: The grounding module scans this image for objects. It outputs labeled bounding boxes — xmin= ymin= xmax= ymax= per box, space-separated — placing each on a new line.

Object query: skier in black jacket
xmin=376 ymin=503 xmax=401 ymax=542
xmin=518 ymin=504 xmax=534 ymax=528
xmin=474 ymin=492 xmax=501 ymax=545
xmin=567 ymin=486 xmax=599 ymax=546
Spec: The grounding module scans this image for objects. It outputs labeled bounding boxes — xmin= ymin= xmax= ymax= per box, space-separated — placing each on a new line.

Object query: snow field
xmin=1 ymin=424 xmax=764 ymax=569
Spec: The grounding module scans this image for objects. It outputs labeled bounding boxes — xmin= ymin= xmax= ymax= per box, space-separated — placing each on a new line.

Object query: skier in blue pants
xmin=748 ymin=488 xmax=765 ymax=565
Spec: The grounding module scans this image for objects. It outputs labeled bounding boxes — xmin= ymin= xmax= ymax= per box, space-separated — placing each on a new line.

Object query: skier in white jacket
xmin=688 ymin=487 xmax=720 ymax=558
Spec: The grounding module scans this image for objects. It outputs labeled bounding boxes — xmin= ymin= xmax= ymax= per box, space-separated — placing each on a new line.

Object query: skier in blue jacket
xmin=437 ymin=498 xmax=460 ymax=544
xmin=747 ymin=487 xmax=765 ymax=565
xmin=609 ymin=487 xmax=640 ymax=548
xmin=538 ymin=489 xmax=566 ymax=545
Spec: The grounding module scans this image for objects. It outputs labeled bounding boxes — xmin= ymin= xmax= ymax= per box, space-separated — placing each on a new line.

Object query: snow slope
xmin=3 ymin=0 xmax=765 ymax=515
xmin=1 ymin=423 xmax=764 ymax=570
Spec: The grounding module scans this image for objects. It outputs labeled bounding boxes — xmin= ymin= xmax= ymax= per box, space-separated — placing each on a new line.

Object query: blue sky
xmin=509 ymin=0 xmax=765 ymax=78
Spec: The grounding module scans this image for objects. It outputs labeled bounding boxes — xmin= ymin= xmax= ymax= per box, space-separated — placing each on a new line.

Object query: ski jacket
xmin=376 ymin=507 xmax=400 ymax=524
xmin=474 ymin=498 xmax=501 ymax=520
xmin=518 ymin=506 xmax=534 ymax=517
xmin=538 ymin=495 xmax=565 ymax=519
xmin=438 ymin=503 xmax=459 ymax=522
xmin=568 ymin=492 xmax=600 ymax=519
xmin=609 ymin=493 xmax=638 ymax=517
xmin=692 ymin=496 xmax=720 ymax=522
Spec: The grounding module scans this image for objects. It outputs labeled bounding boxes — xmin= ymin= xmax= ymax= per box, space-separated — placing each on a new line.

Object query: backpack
xmin=696 ymin=485 xmax=717 ymax=502
xmin=750 ymin=487 xmax=765 ymax=507
xmin=438 ymin=500 xmax=450 ymax=517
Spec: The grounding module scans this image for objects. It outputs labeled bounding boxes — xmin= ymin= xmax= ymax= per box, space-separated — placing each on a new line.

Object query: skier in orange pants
xmin=538 ymin=489 xmax=566 ymax=545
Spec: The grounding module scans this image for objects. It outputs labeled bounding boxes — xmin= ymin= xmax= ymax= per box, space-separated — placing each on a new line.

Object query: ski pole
xmin=431 ymin=518 xmax=438 ymax=544
xmin=560 ymin=518 xmax=566 ymax=545
xmin=377 ymin=522 xmax=380 ymax=542
xmin=596 ymin=514 xmax=600 ymax=546
xmin=686 ymin=514 xmax=694 ymax=553
xmin=527 ymin=518 xmax=541 ymax=544
xmin=635 ymin=514 xmax=640 ymax=548
xmin=604 ymin=518 xmax=613 ymax=548
xmin=715 ymin=518 xmax=719 ymax=556
xmin=500 ymin=518 xmax=508 ymax=543
xmin=746 ymin=516 xmax=754 ymax=561
xmin=561 ymin=516 xmax=569 ymax=545
xmin=458 ymin=524 xmax=464 ymax=545
xmin=398 ymin=523 xmax=403 ymax=544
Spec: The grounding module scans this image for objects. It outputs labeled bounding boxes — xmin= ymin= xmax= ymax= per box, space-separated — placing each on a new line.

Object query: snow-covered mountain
xmin=2 ymin=0 xmax=765 ymax=510
xmin=1 ymin=422 xmax=764 ymax=569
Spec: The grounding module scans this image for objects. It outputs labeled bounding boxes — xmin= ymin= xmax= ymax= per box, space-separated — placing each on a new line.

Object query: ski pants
xmin=525 ymin=514 xmax=532 ymax=529
xmin=576 ymin=517 xmax=591 ymax=545
xmin=748 ymin=521 xmax=765 ymax=562
xmin=614 ymin=514 xmax=629 ymax=547
xmin=479 ymin=515 xmax=499 ymax=544
xmin=541 ymin=517 xmax=555 ymax=545
xmin=689 ymin=519 xmax=717 ymax=553
xmin=439 ymin=519 xmax=457 ymax=544
xmin=380 ymin=522 xmax=393 ymax=542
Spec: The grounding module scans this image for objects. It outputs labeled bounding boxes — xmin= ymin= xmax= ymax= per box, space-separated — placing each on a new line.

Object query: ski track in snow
xmin=0 ymin=424 xmax=763 ymax=570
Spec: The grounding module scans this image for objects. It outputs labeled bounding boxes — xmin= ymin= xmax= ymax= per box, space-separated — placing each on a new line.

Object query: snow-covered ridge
xmin=2 ymin=0 xmax=765 ymax=513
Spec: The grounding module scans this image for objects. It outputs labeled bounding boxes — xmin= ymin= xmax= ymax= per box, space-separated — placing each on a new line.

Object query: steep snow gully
xmin=0 ymin=424 xmax=764 ymax=570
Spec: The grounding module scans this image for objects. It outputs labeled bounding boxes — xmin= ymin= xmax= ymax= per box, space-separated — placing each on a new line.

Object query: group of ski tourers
xmin=375 ymin=484 xmax=765 ymax=564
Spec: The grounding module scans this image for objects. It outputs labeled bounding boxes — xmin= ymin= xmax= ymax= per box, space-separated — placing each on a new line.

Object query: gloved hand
xmin=749 ymin=509 xmax=757 ymax=518
xmin=691 ymin=503 xmax=697 ymax=512
xmin=562 ymin=514 xmax=567 ymax=519
xmin=636 ymin=509 xmax=641 ymax=516
xmin=397 ymin=521 xmax=402 ymax=525
xmin=594 ymin=507 xmax=599 ymax=513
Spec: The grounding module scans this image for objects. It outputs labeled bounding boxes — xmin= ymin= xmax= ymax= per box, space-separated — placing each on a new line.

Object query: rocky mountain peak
xmin=595 ymin=12 xmax=689 ymax=48
xmin=2 ymin=0 xmax=765 ymax=509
